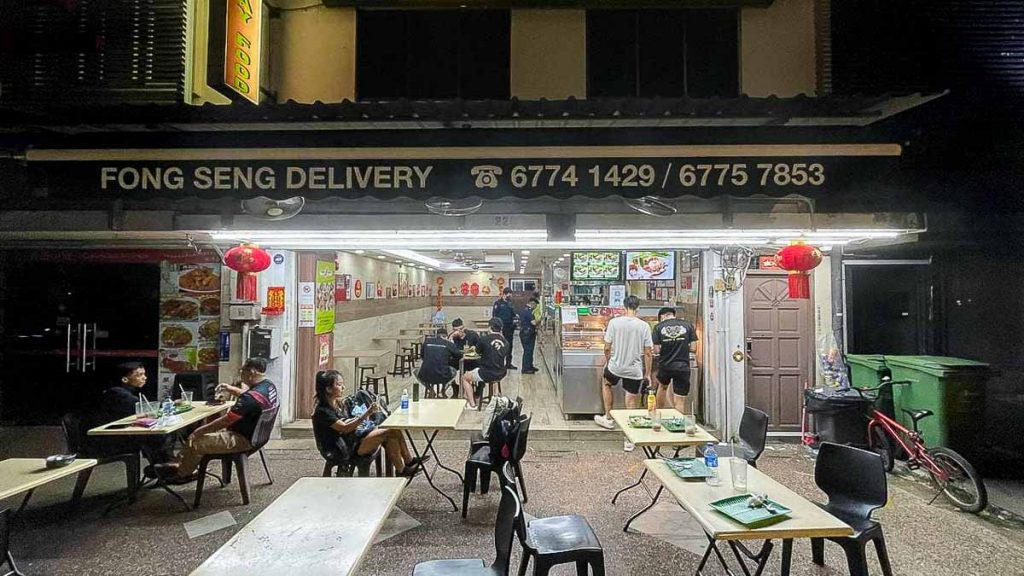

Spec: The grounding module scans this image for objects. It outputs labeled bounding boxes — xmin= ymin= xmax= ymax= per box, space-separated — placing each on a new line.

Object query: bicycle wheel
xmin=869 ymin=426 xmax=894 ymax=472
xmin=927 ymin=447 xmax=988 ymax=513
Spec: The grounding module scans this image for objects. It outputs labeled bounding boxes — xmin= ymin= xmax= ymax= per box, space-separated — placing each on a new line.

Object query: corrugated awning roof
xmin=0 ymin=93 xmax=947 ymax=133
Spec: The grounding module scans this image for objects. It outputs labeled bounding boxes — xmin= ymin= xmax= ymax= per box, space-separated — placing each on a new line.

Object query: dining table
xmin=646 ymin=457 xmax=853 ymax=576
xmin=0 ymin=457 xmax=98 ymax=516
xmin=191 ymin=477 xmax=406 ymax=576
xmin=609 ymin=409 xmax=718 ymax=532
xmin=380 ymin=399 xmax=466 ymax=511
xmin=333 ymin=348 xmax=390 ymax=385
xmin=88 ymin=400 xmax=233 ymax=510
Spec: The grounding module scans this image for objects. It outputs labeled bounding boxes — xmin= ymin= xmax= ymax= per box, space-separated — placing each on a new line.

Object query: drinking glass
xmin=183 ymin=391 xmax=194 ymax=407
xmin=135 ymin=401 xmax=146 ymax=417
xmin=731 ymin=457 xmax=748 ymax=492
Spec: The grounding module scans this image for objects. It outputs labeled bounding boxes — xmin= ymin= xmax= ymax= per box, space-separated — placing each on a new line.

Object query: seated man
xmin=449 ymin=318 xmax=481 ymax=396
xmin=91 ymin=362 xmax=173 ymax=463
xmin=460 ymin=318 xmax=509 ymax=409
xmin=156 ymin=357 xmax=278 ymax=483
xmin=416 ymin=328 xmax=462 ymax=397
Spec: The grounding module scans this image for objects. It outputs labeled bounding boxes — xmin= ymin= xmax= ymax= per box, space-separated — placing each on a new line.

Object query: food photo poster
xmin=158 ymin=262 xmax=223 ymax=400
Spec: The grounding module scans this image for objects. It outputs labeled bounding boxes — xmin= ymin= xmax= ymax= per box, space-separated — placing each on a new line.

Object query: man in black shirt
xmin=492 ymin=288 xmax=517 ymax=369
xmin=450 ymin=318 xmax=481 ymax=350
xmin=519 ymin=298 xmax=540 ymax=374
xmin=157 ymin=357 xmax=279 ymax=482
xmin=652 ymin=307 xmax=698 ymax=413
xmin=416 ymin=328 xmax=462 ymax=397
xmin=91 ymin=362 xmax=173 ymax=463
xmin=460 ymin=318 xmax=509 ymax=409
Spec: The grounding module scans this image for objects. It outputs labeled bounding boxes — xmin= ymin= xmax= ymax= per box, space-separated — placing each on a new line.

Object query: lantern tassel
xmin=787 ymin=272 xmax=811 ymax=299
xmin=236 ymin=272 xmax=258 ymax=301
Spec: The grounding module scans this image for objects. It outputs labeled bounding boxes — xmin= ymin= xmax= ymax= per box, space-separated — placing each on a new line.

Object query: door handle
xmin=65 ymin=324 xmax=73 ymax=373
xmin=746 ymin=339 xmax=753 ymax=354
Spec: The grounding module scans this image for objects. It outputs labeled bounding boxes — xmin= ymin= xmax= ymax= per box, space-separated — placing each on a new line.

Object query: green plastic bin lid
xmin=845 ymin=354 xmax=889 ymax=369
xmin=884 ymin=355 xmax=991 ymax=377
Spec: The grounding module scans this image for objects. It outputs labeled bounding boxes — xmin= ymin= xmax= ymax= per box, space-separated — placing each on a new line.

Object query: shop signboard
xmin=225 ymin=0 xmax=263 ymax=104
xmin=315 ymin=261 xmax=335 ymax=335
xmin=158 ymin=262 xmax=222 ymax=399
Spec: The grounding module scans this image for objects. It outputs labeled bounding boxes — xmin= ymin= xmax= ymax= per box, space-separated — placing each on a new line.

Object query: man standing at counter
xmin=492 ymin=287 xmax=517 ymax=370
xmin=652 ymin=307 xmax=698 ymax=414
xmin=594 ymin=295 xmax=653 ymax=452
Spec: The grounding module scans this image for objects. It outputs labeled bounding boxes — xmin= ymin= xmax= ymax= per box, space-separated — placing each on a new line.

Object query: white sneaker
xmin=593 ymin=415 xmax=615 ymax=430
xmin=464 ymin=402 xmax=476 ymax=410
xmin=624 ymin=440 xmax=636 ymax=452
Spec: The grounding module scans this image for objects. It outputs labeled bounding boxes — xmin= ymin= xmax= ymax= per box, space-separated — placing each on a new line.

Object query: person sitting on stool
xmin=460 ymin=318 xmax=509 ymax=409
xmin=416 ymin=328 xmax=462 ymax=398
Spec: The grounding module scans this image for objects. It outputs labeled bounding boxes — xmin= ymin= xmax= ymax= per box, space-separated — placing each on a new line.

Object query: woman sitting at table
xmin=312 ymin=370 xmax=427 ymax=477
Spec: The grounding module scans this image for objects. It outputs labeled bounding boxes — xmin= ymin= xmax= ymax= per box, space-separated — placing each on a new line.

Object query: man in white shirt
xmin=593 ymin=295 xmax=653 ymax=452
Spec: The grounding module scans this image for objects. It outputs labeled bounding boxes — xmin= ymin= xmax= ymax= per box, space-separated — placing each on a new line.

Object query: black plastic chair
xmin=413 ymin=485 xmax=520 ymax=576
xmin=314 ymin=429 xmax=383 ymax=478
xmin=1 ymin=508 xmax=25 ymax=576
xmin=504 ymin=463 xmax=605 ymax=576
xmin=463 ymin=414 xmax=532 ymax=518
xmin=738 ymin=406 xmax=770 ymax=467
xmin=193 ymin=405 xmax=278 ymax=507
xmin=61 ymin=413 xmax=140 ymax=507
xmin=811 ymin=442 xmax=894 ymax=576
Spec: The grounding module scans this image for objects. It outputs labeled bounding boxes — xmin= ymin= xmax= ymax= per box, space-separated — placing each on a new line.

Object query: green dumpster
xmin=845 ymin=354 xmax=893 ymax=417
xmin=883 ymin=356 xmax=992 ymax=457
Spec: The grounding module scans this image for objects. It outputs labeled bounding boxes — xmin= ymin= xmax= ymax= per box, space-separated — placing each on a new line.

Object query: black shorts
xmin=657 ymin=368 xmax=691 ymax=396
xmin=603 ymin=368 xmax=644 ymax=395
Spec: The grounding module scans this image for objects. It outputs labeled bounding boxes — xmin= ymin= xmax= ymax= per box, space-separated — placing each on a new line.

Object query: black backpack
xmin=487 ymin=398 xmax=522 ymax=461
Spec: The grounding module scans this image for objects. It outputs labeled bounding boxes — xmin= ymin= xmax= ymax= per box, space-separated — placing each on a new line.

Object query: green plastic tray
xmin=661 ymin=418 xmax=687 ymax=432
xmin=173 ymin=405 xmax=194 ymax=415
xmin=628 ymin=415 xmax=653 ymax=428
xmin=664 ymin=457 xmax=712 ymax=479
xmin=709 ymin=494 xmax=792 ymax=528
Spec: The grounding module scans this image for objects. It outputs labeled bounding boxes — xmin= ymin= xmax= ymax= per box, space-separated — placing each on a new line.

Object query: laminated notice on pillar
xmin=560 ymin=307 xmax=579 ymax=325
xmin=298 ymin=281 xmax=315 ymax=328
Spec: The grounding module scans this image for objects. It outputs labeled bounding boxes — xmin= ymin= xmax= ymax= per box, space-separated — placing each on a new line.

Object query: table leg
xmin=423 ymin=430 xmax=465 ymax=484
xmin=353 ymin=358 xmax=360 ymax=390
xmin=611 ymin=446 xmax=658 ymax=504
xmin=727 ymin=540 xmax=775 ymax=576
xmin=696 ymin=534 xmax=739 ymax=576
xmin=9 ymin=489 xmax=34 ymax=521
xmin=779 ymin=539 xmax=792 ymax=576
xmin=403 ymin=430 xmax=459 ymax=512
xmin=623 ymin=485 xmax=662 ymax=533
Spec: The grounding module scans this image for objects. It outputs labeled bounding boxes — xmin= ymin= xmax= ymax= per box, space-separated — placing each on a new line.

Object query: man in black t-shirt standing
xmin=416 ymin=328 xmax=462 ymax=397
xmin=652 ymin=307 xmax=698 ymax=413
xmin=460 ymin=318 xmax=509 ymax=409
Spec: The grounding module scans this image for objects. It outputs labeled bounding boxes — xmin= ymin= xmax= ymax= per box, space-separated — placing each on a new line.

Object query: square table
xmin=88 ymin=401 xmax=233 ymax=510
xmin=646 ymin=458 xmax=853 ymax=576
xmin=191 ymin=477 xmax=406 ymax=576
xmin=381 ymin=399 xmax=466 ymax=511
xmin=609 ymin=409 xmax=718 ymax=532
xmin=0 ymin=458 xmax=98 ymax=515
xmin=334 ymin=348 xmax=390 ymax=385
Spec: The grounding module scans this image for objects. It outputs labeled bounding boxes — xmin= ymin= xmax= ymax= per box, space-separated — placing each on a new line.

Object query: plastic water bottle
xmin=161 ymin=396 xmax=174 ymax=418
xmin=400 ymin=389 xmax=409 ymax=412
xmin=704 ymin=442 xmax=721 ymax=486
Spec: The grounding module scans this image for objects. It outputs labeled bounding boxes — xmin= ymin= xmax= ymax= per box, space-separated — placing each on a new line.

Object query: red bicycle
xmin=856 ymin=378 xmax=988 ymax=513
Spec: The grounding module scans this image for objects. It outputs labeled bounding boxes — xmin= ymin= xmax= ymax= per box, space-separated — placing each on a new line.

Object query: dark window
xmin=587 ymin=9 xmax=738 ymax=98
xmin=357 ymin=10 xmax=510 ymax=100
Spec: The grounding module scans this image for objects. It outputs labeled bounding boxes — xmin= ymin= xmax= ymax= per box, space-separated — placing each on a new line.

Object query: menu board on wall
xmin=625 ymin=251 xmax=675 ymax=281
xmin=315 ymin=261 xmax=335 ymax=335
xmin=158 ymin=262 xmax=222 ymax=399
xmin=571 ymin=252 xmax=621 ymax=281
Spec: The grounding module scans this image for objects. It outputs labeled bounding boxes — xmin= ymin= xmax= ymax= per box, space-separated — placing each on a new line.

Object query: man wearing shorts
xmin=652 ymin=307 xmax=698 ymax=413
xmin=593 ymin=295 xmax=653 ymax=452
xmin=461 ymin=318 xmax=509 ymax=409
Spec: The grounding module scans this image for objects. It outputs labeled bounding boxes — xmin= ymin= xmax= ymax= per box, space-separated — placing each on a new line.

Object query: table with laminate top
xmin=381 ymin=399 xmax=466 ymax=511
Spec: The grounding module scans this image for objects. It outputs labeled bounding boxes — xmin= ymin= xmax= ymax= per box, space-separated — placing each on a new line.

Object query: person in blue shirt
xmin=519 ymin=298 xmax=540 ymax=374
xmin=491 ymin=287 xmax=517 ymax=369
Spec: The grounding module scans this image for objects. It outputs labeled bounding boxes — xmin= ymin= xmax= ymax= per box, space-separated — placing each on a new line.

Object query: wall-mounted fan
xmin=240 ymin=196 xmax=306 ymax=220
xmin=425 ymin=197 xmax=483 ymax=216
xmin=624 ymin=196 xmax=677 ymax=217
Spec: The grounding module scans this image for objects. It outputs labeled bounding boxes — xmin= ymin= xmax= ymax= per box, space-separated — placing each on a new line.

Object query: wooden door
xmin=744 ymin=274 xmax=813 ymax=432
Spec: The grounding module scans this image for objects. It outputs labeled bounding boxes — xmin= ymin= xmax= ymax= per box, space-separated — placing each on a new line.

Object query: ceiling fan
xmin=425 ymin=197 xmax=484 ymax=217
xmin=624 ymin=195 xmax=677 ymax=217
xmin=240 ymin=195 xmax=306 ymax=220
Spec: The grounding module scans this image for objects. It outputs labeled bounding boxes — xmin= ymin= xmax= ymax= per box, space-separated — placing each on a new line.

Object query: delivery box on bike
xmin=883 ymin=355 xmax=993 ymax=460
xmin=804 ymin=388 xmax=874 ymax=446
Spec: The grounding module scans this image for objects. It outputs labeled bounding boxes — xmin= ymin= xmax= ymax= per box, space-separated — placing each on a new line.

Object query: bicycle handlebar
xmin=851 ymin=377 xmax=913 ymax=400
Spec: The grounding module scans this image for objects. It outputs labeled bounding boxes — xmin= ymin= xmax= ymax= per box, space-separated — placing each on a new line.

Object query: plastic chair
xmin=738 ymin=406 xmax=769 ymax=467
xmin=193 ymin=406 xmax=278 ymax=507
xmin=503 ymin=463 xmax=605 ymax=576
xmin=314 ymin=426 xmax=383 ymax=478
xmin=811 ymin=442 xmax=894 ymax=576
xmin=1 ymin=508 xmax=25 ymax=576
xmin=61 ymin=413 xmax=140 ymax=507
xmin=463 ymin=414 xmax=531 ymax=518
xmin=413 ymin=485 xmax=520 ymax=576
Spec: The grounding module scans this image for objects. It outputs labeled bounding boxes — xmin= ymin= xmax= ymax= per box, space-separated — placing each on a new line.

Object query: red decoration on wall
xmin=263 ymin=286 xmax=286 ymax=315
xmin=224 ymin=244 xmax=271 ymax=301
xmin=460 ymin=282 xmax=470 ymax=296
xmin=774 ymin=241 xmax=823 ymax=299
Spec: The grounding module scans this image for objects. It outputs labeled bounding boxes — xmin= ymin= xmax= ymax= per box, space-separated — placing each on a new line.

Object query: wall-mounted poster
xmin=314 ymin=261 xmax=335 ymax=335
xmin=354 ymin=279 xmax=363 ymax=299
xmin=298 ymin=281 xmax=315 ymax=327
xmin=335 ymin=273 xmax=351 ymax=302
xmin=366 ymin=282 xmax=376 ymax=299
xmin=318 ymin=333 xmax=331 ymax=368
xmin=158 ymin=262 xmax=222 ymax=400
xmin=625 ymin=251 xmax=676 ymax=281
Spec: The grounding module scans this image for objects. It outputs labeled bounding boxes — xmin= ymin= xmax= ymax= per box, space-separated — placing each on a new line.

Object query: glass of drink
xmin=135 ymin=401 xmax=146 ymax=417
xmin=183 ymin=391 xmax=194 ymax=407
xmin=731 ymin=457 xmax=748 ymax=492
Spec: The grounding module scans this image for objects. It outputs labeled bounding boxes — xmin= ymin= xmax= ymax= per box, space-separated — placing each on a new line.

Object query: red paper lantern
xmin=224 ymin=244 xmax=271 ymax=301
xmin=774 ymin=242 xmax=822 ymax=299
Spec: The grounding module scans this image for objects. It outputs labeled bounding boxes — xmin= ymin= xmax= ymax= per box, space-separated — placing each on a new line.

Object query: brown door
xmin=744 ymin=274 xmax=812 ymax=432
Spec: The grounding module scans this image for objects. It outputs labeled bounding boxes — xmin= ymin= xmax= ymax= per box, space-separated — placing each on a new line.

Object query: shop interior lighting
xmin=376 ymin=255 xmax=386 ymax=259
xmin=354 ymin=249 xmax=365 ymax=254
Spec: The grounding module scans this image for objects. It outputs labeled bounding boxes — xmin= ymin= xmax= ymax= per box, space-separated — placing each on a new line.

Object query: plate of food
xmin=178 ymin=266 xmax=221 ymax=294
xmin=198 ymin=320 xmax=220 ymax=342
xmin=626 ymin=251 xmax=674 ymax=280
xmin=199 ymin=296 xmax=221 ymax=316
xmin=160 ymin=348 xmax=196 ymax=374
xmin=160 ymin=297 xmax=199 ymax=321
xmin=160 ymin=323 xmax=196 ymax=348
xmin=197 ymin=346 xmax=219 ymax=367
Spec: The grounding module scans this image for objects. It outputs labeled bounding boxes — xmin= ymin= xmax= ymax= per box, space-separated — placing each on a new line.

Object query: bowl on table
xmin=45 ymin=454 xmax=77 ymax=469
